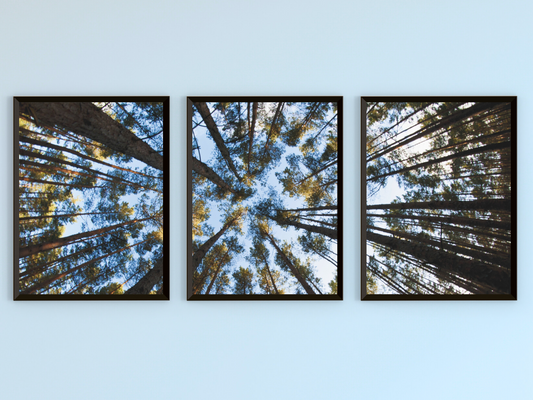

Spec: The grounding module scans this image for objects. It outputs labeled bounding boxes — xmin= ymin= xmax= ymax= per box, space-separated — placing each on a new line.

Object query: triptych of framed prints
xmin=13 ymin=95 xmax=516 ymax=301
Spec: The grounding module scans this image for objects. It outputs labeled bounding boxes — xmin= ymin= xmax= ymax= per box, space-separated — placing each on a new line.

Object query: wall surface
xmin=1 ymin=1 xmax=531 ymax=399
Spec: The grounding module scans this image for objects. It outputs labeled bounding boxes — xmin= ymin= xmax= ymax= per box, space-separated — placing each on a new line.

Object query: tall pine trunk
xmin=192 ymin=214 xmax=241 ymax=271
xmin=270 ymin=215 xmax=337 ymax=239
xmin=262 ymin=231 xmax=316 ymax=295
xmin=194 ymin=102 xmax=242 ymax=182
xmin=367 ymin=199 xmax=511 ymax=212
xmin=21 ymin=240 xmax=148 ymax=294
xmin=366 ymin=231 xmax=510 ymax=294
xmin=20 ymin=102 xmax=164 ymax=170
xmin=192 ymin=157 xmax=236 ymax=194
xmin=125 ymin=258 xmax=163 ymax=294
xmin=19 ymin=216 xmax=153 ymax=258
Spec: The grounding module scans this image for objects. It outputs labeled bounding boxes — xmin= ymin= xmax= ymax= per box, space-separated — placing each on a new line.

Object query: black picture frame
xmin=188 ymin=96 xmax=343 ymax=300
xmin=361 ymin=96 xmax=517 ymax=300
xmin=14 ymin=96 xmax=169 ymax=300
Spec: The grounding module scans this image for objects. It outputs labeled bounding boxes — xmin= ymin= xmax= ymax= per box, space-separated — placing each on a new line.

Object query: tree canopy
xmin=190 ymin=99 xmax=341 ymax=297
xmin=16 ymin=99 xmax=167 ymax=297
xmin=364 ymin=99 xmax=515 ymax=296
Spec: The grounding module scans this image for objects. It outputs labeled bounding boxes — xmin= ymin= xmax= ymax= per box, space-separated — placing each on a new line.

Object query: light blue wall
xmin=1 ymin=1 xmax=531 ymax=399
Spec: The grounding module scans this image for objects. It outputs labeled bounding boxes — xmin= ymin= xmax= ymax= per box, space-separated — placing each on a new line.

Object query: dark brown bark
xmin=194 ymin=102 xmax=242 ymax=182
xmin=192 ymin=214 xmax=241 ymax=271
xmin=313 ymin=249 xmax=337 ymax=268
xmin=298 ymin=159 xmax=338 ymax=184
xmin=369 ymin=225 xmax=510 ymax=269
xmin=125 ymin=258 xmax=163 ymax=294
xmin=19 ymin=176 xmax=101 ymax=189
xmin=367 ymin=102 xmax=439 ymax=147
xmin=262 ymin=231 xmax=316 ymax=295
xmin=19 ymin=134 xmax=162 ymax=181
xmin=20 ymin=159 xmax=159 ymax=193
xmin=308 ymin=278 xmax=323 ymax=295
xmin=21 ymin=240 xmax=147 ymax=295
xmin=367 ymin=199 xmax=511 ymax=212
xmin=277 ymin=205 xmax=337 ymax=212
xmin=367 ymin=261 xmax=408 ymax=294
xmin=19 ymin=216 xmax=153 ymax=258
xmin=366 ymin=231 xmax=510 ymax=294
xmin=192 ymin=156 xmax=236 ymax=194
xmin=247 ymin=102 xmax=258 ymax=173
xmin=271 ymin=216 xmax=337 ymax=239
xmin=260 ymin=253 xmax=279 ymax=295
xmin=204 ymin=251 xmax=230 ymax=295
xmin=368 ymin=141 xmax=512 ymax=182
xmin=20 ymin=242 xmax=104 ymax=279
xmin=21 ymin=102 xmax=164 ymax=170
xmin=20 ymin=211 xmax=120 ymax=222
xmin=193 ymin=248 xmax=229 ymax=294
xmin=368 ymin=102 xmax=509 ymax=162
xmin=438 ymin=224 xmax=511 ymax=243
xmin=297 ymin=216 xmax=337 ymax=228
xmin=20 ymin=149 xmax=153 ymax=188
xmin=264 ymin=102 xmax=284 ymax=150
xmin=396 ymin=128 xmax=511 ymax=168
xmin=372 ymin=255 xmax=437 ymax=294
xmin=367 ymin=213 xmax=511 ymax=230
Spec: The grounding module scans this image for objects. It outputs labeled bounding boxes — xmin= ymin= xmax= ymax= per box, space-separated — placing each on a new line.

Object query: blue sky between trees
xmin=191 ymin=101 xmax=339 ymax=295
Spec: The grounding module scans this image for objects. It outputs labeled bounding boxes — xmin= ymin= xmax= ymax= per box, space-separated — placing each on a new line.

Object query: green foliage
xmin=191 ymin=101 xmax=339 ymax=295
xmin=365 ymin=101 xmax=513 ymax=295
xmin=232 ymin=266 xmax=254 ymax=294
xmin=18 ymin=102 xmax=165 ymax=295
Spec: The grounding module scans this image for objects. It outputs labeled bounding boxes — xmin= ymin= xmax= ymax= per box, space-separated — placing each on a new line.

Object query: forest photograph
xmin=188 ymin=97 xmax=342 ymax=299
xmin=14 ymin=97 xmax=169 ymax=299
xmin=362 ymin=97 xmax=516 ymax=299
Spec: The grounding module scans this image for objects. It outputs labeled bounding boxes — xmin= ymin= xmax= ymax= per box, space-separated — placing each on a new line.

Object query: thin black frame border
xmin=187 ymin=96 xmax=343 ymax=301
xmin=361 ymin=96 xmax=517 ymax=301
xmin=13 ymin=96 xmax=170 ymax=301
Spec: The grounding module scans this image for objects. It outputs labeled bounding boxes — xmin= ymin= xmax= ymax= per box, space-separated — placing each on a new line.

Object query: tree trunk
xmin=277 ymin=205 xmax=337 ymax=212
xmin=192 ymin=214 xmax=240 ymax=271
xmin=19 ymin=216 xmax=153 ymax=258
xmin=261 ymin=253 xmax=279 ymax=295
xmin=271 ymin=216 xmax=337 ymax=239
xmin=367 ymin=102 xmax=438 ymax=147
xmin=20 ymin=159 xmax=158 ymax=193
xmin=367 ymin=102 xmax=509 ymax=162
xmin=298 ymin=216 xmax=337 ymax=228
xmin=193 ymin=249 xmax=228 ymax=294
xmin=264 ymin=102 xmax=284 ymax=150
xmin=19 ymin=135 xmax=161 ymax=181
xmin=367 ymin=199 xmax=511 ymax=212
xmin=19 ymin=176 xmax=101 ymax=189
xmin=192 ymin=156 xmax=236 ymax=194
xmin=21 ymin=240 xmax=147 ymax=294
xmin=247 ymin=102 xmax=258 ymax=173
xmin=125 ymin=258 xmax=163 ymax=294
xmin=368 ymin=141 xmax=511 ymax=182
xmin=20 ymin=211 xmax=120 ymax=222
xmin=20 ymin=149 xmax=152 ymax=187
xmin=194 ymin=102 xmax=242 ymax=182
xmin=262 ymin=231 xmax=316 ymax=295
xmin=367 ymin=212 xmax=511 ymax=230
xmin=20 ymin=102 xmax=164 ymax=170
xmin=366 ymin=231 xmax=510 ymax=294
xmin=204 ymin=252 xmax=230 ymax=295
xmin=20 ymin=242 xmax=104 ymax=279
xmin=369 ymin=225 xmax=510 ymax=268
xmin=298 ymin=159 xmax=338 ymax=184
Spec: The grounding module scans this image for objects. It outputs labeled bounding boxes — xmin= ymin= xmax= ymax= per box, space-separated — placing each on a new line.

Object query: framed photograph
xmin=361 ymin=97 xmax=516 ymax=300
xmin=14 ymin=96 xmax=169 ymax=300
xmin=188 ymin=97 xmax=342 ymax=300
